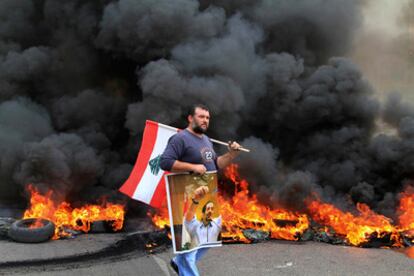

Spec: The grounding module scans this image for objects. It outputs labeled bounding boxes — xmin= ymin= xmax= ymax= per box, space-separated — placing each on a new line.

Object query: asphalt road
xmin=2 ymin=240 xmax=413 ymax=276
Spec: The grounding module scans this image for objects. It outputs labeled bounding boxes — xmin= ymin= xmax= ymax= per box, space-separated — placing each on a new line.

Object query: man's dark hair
xmin=202 ymin=200 xmax=214 ymax=213
xmin=187 ymin=104 xmax=209 ymax=117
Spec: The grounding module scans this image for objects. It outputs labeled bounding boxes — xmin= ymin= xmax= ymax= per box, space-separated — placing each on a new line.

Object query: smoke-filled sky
xmin=0 ymin=0 xmax=413 ymax=218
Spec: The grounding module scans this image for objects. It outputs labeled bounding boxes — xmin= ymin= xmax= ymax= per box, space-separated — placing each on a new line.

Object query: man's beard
xmin=205 ymin=213 xmax=212 ymax=221
xmin=192 ymin=122 xmax=207 ymax=134
xmin=203 ymin=215 xmax=212 ymax=225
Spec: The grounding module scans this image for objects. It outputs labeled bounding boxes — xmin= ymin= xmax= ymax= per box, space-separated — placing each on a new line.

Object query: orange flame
xmin=150 ymin=165 xmax=310 ymax=243
xmin=149 ymin=207 xmax=170 ymax=230
xmin=149 ymin=166 xmax=414 ymax=248
xmin=307 ymin=199 xmax=400 ymax=246
xmin=397 ymin=186 xmax=414 ymax=232
xmin=23 ymin=185 xmax=125 ymax=239
xmin=219 ymin=164 xmax=309 ymax=242
xmin=27 ymin=218 xmax=45 ymax=229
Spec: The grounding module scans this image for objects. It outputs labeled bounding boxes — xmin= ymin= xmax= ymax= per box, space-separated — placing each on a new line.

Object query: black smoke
xmin=0 ymin=0 xmax=412 ymax=218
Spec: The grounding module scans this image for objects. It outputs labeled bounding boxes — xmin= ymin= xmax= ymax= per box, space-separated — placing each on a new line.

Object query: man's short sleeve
xmin=160 ymin=134 xmax=185 ymax=171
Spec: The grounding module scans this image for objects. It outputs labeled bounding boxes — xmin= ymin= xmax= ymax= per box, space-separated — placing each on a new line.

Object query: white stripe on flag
xmin=132 ymin=124 xmax=175 ymax=203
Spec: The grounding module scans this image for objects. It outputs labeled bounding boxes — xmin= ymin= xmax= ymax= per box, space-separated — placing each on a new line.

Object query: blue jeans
xmin=173 ymin=248 xmax=209 ymax=276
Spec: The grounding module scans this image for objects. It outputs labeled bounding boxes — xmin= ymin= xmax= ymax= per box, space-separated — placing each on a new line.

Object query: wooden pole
xmin=158 ymin=122 xmax=251 ymax=153
xmin=209 ymin=138 xmax=250 ymax=152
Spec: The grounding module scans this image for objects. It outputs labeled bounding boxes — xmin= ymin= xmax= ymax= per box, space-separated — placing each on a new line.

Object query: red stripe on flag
xmin=119 ymin=121 xmax=159 ymax=197
xmin=149 ymin=172 xmax=168 ymax=208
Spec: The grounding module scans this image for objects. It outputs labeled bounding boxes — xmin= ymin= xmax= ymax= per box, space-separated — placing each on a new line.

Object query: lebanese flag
xmin=119 ymin=120 xmax=178 ymax=208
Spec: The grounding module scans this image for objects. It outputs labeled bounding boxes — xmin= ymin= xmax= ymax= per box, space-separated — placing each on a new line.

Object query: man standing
xmin=160 ymin=104 xmax=241 ymax=275
xmin=184 ymin=190 xmax=222 ymax=246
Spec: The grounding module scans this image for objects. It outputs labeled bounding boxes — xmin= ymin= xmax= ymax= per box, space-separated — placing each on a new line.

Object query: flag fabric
xmin=119 ymin=120 xmax=178 ymax=208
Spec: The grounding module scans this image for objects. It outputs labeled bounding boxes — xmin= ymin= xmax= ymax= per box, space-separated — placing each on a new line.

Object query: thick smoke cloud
xmin=126 ymin=57 xmax=245 ymax=137
xmin=0 ymin=0 xmax=36 ymax=46
xmin=125 ymin=14 xmax=260 ymax=137
xmin=278 ymin=171 xmax=321 ymax=211
xmin=96 ymin=0 xmax=226 ymax=61
xmin=52 ymin=89 xmax=126 ymax=140
xmin=14 ymin=133 xmax=104 ymax=198
xmin=0 ymin=0 xmax=412 ymax=218
xmin=0 ymin=98 xmax=53 ymax=198
xmin=202 ymin=0 xmax=363 ymax=65
xmin=0 ymin=47 xmax=52 ymax=100
xmin=236 ymin=137 xmax=279 ymax=189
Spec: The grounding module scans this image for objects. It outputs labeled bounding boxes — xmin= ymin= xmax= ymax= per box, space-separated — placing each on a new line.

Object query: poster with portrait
xmin=165 ymin=171 xmax=222 ymax=254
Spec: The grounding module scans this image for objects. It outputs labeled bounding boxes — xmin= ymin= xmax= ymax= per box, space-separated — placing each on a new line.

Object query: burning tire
xmin=8 ymin=218 xmax=55 ymax=243
xmin=90 ymin=220 xmax=117 ymax=233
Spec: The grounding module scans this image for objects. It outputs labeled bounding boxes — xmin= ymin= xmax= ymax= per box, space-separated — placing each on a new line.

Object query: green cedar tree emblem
xmin=149 ymin=154 xmax=162 ymax=175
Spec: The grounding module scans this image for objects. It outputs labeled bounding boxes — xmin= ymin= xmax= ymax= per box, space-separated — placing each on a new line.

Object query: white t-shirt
xmin=184 ymin=215 xmax=222 ymax=245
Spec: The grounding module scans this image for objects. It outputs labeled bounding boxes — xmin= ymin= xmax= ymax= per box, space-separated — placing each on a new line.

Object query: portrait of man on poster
xmin=183 ymin=186 xmax=222 ymax=248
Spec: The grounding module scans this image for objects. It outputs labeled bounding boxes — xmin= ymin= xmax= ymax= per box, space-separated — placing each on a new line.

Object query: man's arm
xmin=216 ymin=141 xmax=241 ymax=169
xmin=185 ymin=186 xmax=209 ymax=222
xmin=171 ymin=161 xmax=207 ymax=175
